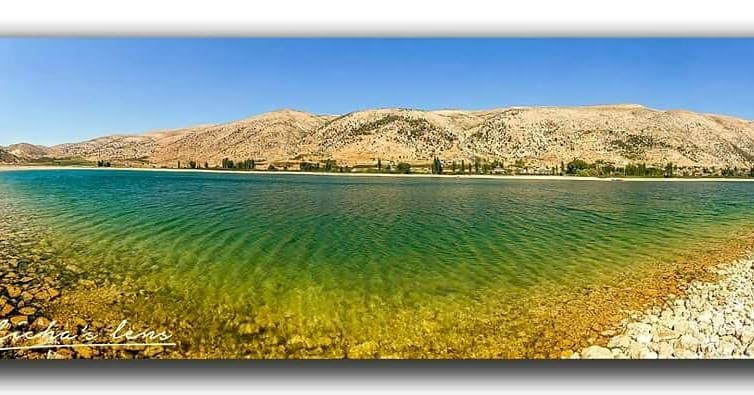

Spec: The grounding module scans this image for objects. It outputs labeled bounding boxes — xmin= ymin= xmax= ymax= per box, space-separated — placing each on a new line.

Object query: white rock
xmin=712 ymin=314 xmax=725 ymax=332
xmin=656 ymin=342 xmax=674 ymax=359
xmin=678 ymin=334 xmax=701 ymax=352
xmin=673 ymin=320 xmax=690 ymax=334
xmin=697 ymin=322 xmax=712 ymax=335
xmin=740 ymin=327 xmax=754 ymax=344
xmin=654 ymin=326 xmax=680 ymax=342
xmin=675 ymin=349 xmax=699 ymax=359
xmin=718 ymin=340 xmax=736 ymax=357
xmin=627 ymin=342 xmax=649 ymax=359
xmin=626 ymin=322 xmax=654 ymax=339
xmin=607 ymin=335 xmax=631 ymax=349
xmin=660 ymin=310 xmax=674 ymax=322
xmin=639 ymin=349 xmax=659 ymax=359
xmin=581 ymin=346 xmax=613 ymax=359
xmin=636 ymin=333 xmax=653 ymax=344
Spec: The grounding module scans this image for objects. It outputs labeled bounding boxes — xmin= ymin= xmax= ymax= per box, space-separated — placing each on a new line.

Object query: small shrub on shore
xmin=396 ymin=162 xmax=411 ymax=174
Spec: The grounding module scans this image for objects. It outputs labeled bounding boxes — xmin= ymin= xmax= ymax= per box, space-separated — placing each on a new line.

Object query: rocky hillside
xmin=3 ymin=143 xmax=57 ymax=160
xmin=3 ymin=105 xmax=754 ymax=168
xmin=149 ymin=110 xmax=332 ymax=166
xmin=0 ymin=148 xmax=19 ymax=163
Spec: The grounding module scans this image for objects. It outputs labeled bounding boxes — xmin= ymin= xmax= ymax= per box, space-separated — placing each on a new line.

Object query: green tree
xmin=482 ymin=162 xmax=491 ymax=174
xmin=238 ymin=159 xmax=254 ymax=170
xmin=396 ymin=162 xmax=411 ymax=174
xmin=300 ymin=161 xmax=320 ymax=171
xmin=664 ymin=162 xmax=674 ymax=178
xmin=221 ymin=158 xmax=237 ymax=169
xmin=432 ymin=157 xmax=443 ymax=174
xmin=566 ymin=159 xmax=590 ymax=175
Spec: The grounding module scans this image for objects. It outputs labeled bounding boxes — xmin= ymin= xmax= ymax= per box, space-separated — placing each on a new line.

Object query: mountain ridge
xmin=4 ymin=105 xmax=754 ymax=169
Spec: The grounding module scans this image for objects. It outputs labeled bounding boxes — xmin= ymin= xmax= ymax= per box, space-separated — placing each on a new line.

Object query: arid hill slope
xmin=3 ymin=143 xmax=57 ymax=160
xmin=3 ymin=105 xmax=754 ymax=168
xmin=0 ymin=148 xmax=19 ymax=163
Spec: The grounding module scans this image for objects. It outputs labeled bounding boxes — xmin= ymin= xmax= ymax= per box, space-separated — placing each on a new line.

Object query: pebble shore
xmin=573 ymin=254 xmax=754 ymax=359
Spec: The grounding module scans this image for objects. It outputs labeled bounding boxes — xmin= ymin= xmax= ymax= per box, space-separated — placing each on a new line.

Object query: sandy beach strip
xmin=2 ymin=165 xmax=754 ymax=182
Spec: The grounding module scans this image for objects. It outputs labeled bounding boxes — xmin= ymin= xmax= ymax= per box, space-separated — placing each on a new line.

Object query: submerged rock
xmin=4 ymin=284 xmax=21 ymax=298
xmin=75 ymin=346 xmax=95 ymax=359
xmin=18 ymin=306 xmax=36 ymax=315
xmin=143 ymin=346 xmax=164 ymax=358
xmin=607 ymin=335 xmax=631 ymax=349
xmin=0 ymin=304 xmax=14 ymax=317
xmin=348 ymin=341 xmax=379 ymax=358
xmin=31 ymin=316 xmax=51 ymax=331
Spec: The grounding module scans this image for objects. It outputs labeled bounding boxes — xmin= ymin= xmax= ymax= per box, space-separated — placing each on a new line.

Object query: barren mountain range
xmin=3 ymin=104 xmax=754 ymax=169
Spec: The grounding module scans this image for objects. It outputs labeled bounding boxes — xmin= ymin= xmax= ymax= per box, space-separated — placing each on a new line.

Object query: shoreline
xmin=2 ymin=165 xmax=754 ymax=182
xmin=574 ymin=251 xmax=754 ymax=359
xmin=528 ymin=230 xmax=754 ymax=359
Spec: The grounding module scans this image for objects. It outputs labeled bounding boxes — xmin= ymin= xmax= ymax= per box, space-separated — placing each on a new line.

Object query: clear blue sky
xmin=1 ymin=38 xmax=753 ymax=146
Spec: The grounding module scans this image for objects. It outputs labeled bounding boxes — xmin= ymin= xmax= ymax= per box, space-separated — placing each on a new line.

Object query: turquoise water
xmin=1 ymin=169 xmax=754 ymax=357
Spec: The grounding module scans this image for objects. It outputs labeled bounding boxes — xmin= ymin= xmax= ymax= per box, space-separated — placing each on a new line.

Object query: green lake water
xmin=1 ymin=169 xmax=754 ymax=357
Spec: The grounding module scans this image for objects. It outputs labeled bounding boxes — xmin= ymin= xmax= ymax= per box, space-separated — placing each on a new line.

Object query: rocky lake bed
xmin=0 ymin=204 xmax=180 ymax=359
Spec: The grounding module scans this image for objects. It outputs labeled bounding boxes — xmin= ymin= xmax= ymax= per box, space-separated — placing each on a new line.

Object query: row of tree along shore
xmin=96 ymin=157 xmax=754 ymax=178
